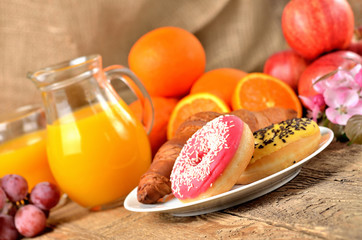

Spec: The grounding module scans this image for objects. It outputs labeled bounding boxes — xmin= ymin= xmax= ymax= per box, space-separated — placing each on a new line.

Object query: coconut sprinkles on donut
xmin=170 ymin=115 xmax=254 ymax=203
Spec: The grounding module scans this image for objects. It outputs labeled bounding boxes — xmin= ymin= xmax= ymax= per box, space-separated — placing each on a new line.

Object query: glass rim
xmin=27 ymin=54 xmax=102 ymax=91
xmin=0 ymin=104 xmax=44 ymax=125
xmin=27 ymin=54 xmax=100 ymax=79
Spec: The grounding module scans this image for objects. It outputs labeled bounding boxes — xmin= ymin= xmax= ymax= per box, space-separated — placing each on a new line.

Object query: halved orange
xmin=232 ymin=73 xmax=302 ymax=117
xmin=167 ymin=93 xmax=230 ymax=139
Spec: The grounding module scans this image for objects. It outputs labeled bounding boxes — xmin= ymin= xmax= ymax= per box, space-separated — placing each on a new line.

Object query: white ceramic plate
xmin=124 ymin=126 xmax=334 ymax=217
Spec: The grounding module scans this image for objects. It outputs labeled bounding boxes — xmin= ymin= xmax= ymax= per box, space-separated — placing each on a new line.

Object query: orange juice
xmin=46 ymin=100 xmax=151 ymax=208
xmin=0 ymin=130 xmax=57 ymax=190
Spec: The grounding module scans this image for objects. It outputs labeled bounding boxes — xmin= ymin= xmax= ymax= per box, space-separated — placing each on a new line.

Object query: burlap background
xmin=0 ymin=0 xmax=361 ymax=113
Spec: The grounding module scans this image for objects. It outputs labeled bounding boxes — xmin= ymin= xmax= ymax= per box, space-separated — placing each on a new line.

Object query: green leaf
xmin=345 ymin=115 xmax=362 ymax=144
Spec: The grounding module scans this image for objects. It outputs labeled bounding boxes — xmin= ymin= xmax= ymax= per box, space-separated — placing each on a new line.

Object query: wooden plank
xmin=224 ymin=142 xmax=362 ymax=240
xmin=35 ymin=142 xmax=361 ymax=240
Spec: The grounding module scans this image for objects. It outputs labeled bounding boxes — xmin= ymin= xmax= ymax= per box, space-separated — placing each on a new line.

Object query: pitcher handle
xmin=104 ymin=65 xmax=154 ymax=134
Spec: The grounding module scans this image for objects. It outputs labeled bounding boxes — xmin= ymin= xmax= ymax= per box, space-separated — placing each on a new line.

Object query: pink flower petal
xmin=343 ymin=90 xmax=359 ymax=107
xmin=299 ymin=95 xmax=314 ymax=110
xmin=325 ymin=107 xmax=340 ymax=124
xmin=299 ymin=95 xmax=325 ymax=117
xmin=335 ymin=114 xmax=351 ymax=125
xmin=323 ymin=88 xmax=340 ymax=107
xmin=355 ymin=68 xmax=362 ymax=88
xmin=311 ymin=106 xmax=321 ymax=122
xmin=325 ymin=107 xmax=350 ymax=125
xmin=326 ymin=70 xmax=352 ymax=89
xmin=347 ymin=101 xmax=362 ymax=116
xmin=313 ymin=79 xmax=328 ymax=94
xmin=323 ymin=88 xmax=359 ymax=108
xmin=313 ymin=94 xmax=325 ymax=107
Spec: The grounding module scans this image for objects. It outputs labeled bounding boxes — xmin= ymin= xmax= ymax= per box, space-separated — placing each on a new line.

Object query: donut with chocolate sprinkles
xmin=237 ymin=118 xmax=321 ymax=185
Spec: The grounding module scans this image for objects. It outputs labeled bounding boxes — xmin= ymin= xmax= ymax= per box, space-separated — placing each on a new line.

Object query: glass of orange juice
xmin=0 ymin=105 xmax=58 ymax=190
xmin=27 ymin=55 xmax=154 ymax=210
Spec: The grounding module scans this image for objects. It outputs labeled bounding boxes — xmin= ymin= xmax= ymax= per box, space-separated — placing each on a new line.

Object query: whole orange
xmin=190 ymin=68 xmax=247 ymax=107
xmin=129 ymin=96 xmax=178 ymax=157
xmin=128 ymin=26 xmax=206 ymax=98
xmin=148 ymin=96 xmax=178 ymax=156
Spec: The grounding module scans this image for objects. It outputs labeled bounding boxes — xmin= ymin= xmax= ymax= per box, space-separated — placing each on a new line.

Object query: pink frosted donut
xmin=170 ymin=115 xmax=254 ymax=202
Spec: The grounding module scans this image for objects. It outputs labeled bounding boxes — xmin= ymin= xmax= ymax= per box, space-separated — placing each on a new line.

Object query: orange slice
xmin=167 ymin=93 xmax=230 ymax=139
xmin=231 ymin=73 xmax=302 ymax=117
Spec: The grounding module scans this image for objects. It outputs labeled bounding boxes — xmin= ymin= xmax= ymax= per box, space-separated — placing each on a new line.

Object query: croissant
xmin=137 ymin=111 xmax=221 ymax=204
xmin=137 ymin=107 xmax=297 ymax=204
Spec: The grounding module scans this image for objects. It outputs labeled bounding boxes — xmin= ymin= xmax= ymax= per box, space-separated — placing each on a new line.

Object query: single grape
xmin=0 ymin=187 xmax=6 ymax=211
xmin=14 ymin=204 xmax=46 ymax=238
xmin=1 ymin=174 xmax=28 ymax=202
xmin=0 ymin=214 xmax=19 ymax=240
xmin=30 ymin=182 xmax=60 ymax=211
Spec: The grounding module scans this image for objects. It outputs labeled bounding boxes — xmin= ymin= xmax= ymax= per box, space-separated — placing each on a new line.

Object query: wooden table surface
xmin=35 ymin=141 xmax=361 ymax=240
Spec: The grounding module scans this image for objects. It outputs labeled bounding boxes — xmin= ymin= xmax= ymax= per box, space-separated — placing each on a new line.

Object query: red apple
xmin=298 ymin=50 xmax=362 ymax=99
xmin=347 ymin=27 xmax=362 ymax=56
xmin=263 ymin=49 xmax=309 ymax=91
xmin=282 ymin=0 xmax=355 ymax=60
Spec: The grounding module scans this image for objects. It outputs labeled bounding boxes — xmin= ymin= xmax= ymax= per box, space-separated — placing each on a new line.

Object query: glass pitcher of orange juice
xmin=0 ymin=105 xmax=58 ymax=190
xmin=27 ymin=55 xmax=153 ymax=209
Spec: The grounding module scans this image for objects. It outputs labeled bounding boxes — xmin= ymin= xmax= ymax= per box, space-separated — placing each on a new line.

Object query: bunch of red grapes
xmin=0 ymin=174 xmax=60 ymax=239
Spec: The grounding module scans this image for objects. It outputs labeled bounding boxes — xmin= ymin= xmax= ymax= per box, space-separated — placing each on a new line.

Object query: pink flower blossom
xmin=303 ymin=63 xmax=362 ymax=127
xmin=324 ymin=87 xmax=362 ymax=125
xmin=327 ymin=69 xmax=360 ymax=89
xmin=313 ymin=64 xmax=362 ymax=93
xmin=299 ymin=94 xmax=325 ymax=121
